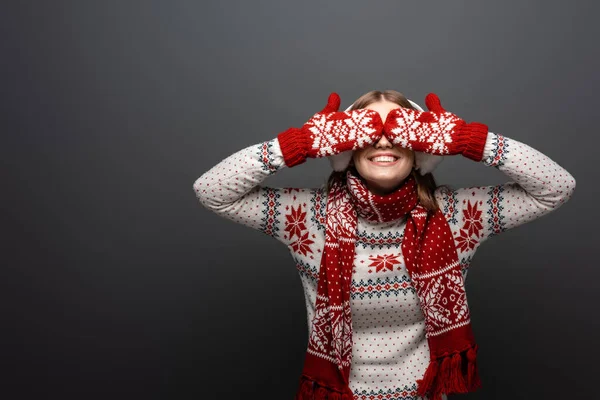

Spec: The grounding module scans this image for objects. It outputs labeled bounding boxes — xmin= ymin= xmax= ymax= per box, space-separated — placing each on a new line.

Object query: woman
xmin=193 ymin=90 xmax=576 ymax=400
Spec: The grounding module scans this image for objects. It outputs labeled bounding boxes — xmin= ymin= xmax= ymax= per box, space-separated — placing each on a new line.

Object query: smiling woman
xmin=326 ymin=90 xmax=448 ymax=211
xmin=193 ymin=89 xmax=575 ymax=400
xmin=352 ymin=99 xmax=415 ymax=193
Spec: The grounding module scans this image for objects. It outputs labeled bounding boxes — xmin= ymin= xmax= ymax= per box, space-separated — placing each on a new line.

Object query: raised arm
xmin=383 ymin=92 xmax=576 ymax=265
xmin=193 ymin=92 xmax=385 ymax=251
xmin=193 ymin=137 xmax=323 ymax=249
xmin=436 ymin=131 xmax=576 ymax=258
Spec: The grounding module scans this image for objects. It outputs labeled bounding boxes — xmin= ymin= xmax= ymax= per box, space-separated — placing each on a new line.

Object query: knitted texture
xmin=277 ymin=93 xmax=384 ymax=168
xmin=383 ymin=93 xmax=489 ymax=161
xmin=194 ymin=131 xmax=576 ymax=399
xmin=296 ymin=170 xmax=480 ymax=400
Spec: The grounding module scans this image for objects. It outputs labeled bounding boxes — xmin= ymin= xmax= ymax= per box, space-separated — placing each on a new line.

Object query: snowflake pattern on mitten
xmin=384 ymin=107 xmax=465 ymax=155
xmin=306 ymin=108 xmax=385 ymax=157
xmin=383 ymin=93 xmax=489 ymax=161
xmin=277 ymin=93 xmax=384 ymax=167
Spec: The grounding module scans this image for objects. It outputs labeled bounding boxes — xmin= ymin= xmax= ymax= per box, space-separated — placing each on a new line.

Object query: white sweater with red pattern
xmin=193 ymin=131 xmax=575 ymax=400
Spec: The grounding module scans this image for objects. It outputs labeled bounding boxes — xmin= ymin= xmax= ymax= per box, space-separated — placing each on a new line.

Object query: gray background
xmin=2 ymin=1 xmax=598 ymax=399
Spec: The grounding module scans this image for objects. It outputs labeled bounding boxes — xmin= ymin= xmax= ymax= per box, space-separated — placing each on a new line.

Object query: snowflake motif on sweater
xmin=194 ymin=131 xmax=575 ymax=400
xmin=369 ymin=253 xmax=402 ymax=273
xmin=285 ymin=204 xmax=308 ymax=240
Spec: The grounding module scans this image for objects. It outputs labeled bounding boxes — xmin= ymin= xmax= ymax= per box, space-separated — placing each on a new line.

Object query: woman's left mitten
xmin=383 ymin=93 xmax=488 ymax=161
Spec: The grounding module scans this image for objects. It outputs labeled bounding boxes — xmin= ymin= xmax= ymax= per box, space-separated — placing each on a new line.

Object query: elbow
xmin=549 ymin=172 xmax=576 ymax=209
xmin=563 ymin=173 xmax=576 ymax=203
xmin=193 ymin=174 xmax=232 ymax=212
xmin=193 ymin=175 xmax=212 ymax=209
xmin=528 ymin=172 xmax=576 ymax=211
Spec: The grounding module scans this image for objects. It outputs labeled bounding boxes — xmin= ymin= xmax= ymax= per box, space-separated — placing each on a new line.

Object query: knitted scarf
xmin=295 ymin=169 xmax=481 ymax=400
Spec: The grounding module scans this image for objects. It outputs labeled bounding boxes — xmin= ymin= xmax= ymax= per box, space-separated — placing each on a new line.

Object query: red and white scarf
xmin=295 ymin=169 xmax=481 ymax=400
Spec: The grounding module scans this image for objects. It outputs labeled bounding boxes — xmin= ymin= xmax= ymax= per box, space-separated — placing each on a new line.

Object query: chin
xmin=355 ymin=169 xmax=413 ymax=195
xmin=352 ymin=149 xmax=415 ymax=193
xmin=355 ymin=163 xmax=412 ymax=183
xmin=369 ymin=173 xmax=410 ymax=188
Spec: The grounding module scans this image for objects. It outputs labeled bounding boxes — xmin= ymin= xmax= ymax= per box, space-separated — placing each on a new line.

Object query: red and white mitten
xmin=277 ymin=93 xmax=384 ymax=167
xmin=383 ymin=93 xmax=489 ymax=162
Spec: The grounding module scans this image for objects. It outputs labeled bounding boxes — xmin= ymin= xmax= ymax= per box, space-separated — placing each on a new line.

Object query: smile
xmin=368 ymin=156 xmax=400 ymax=166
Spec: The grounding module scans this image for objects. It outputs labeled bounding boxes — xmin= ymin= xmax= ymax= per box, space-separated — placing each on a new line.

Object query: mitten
xmin=383 ymin=93 xmax=489 ymax=162
xmin=277 ymin=93 xmax=384 ymax=167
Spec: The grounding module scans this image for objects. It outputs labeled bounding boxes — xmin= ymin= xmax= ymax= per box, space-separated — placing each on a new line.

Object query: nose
xmin=374 ymin=134 xmax=393 ymax=148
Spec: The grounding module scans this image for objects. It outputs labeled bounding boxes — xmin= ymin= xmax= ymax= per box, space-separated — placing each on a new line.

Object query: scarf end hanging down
xmin=295 ymin=375 xmax=353 ymax=400
xmin=416 ymin=343 xmax=482 ymax=400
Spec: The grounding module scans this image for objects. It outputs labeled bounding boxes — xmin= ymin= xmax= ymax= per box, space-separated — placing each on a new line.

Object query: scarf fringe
xmin=416 ymin=344 xmax=481 ymax=400
xmin=295 ymin=376 xmax=353 ymax=400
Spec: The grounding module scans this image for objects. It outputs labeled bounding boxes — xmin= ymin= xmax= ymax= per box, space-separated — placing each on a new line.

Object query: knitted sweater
xmin=193 ymin=131 xmax=575 ymax=400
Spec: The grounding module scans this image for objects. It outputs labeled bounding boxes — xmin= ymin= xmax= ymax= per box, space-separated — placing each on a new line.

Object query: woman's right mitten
xmin=277 ymin=93 xmax=384 ymax=167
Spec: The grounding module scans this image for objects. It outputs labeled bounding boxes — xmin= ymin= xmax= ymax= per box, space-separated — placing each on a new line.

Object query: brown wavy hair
xmin=324 ymin=90 xmax=451 ymax=212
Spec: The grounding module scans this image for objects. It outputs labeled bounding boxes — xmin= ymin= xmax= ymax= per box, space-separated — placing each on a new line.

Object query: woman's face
xmin=352 ymin=100 xmax=416 ymax=196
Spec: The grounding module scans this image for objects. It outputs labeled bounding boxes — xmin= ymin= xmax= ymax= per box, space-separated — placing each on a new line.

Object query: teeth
xmin=370 ymin=156 xmax=398 ymax=163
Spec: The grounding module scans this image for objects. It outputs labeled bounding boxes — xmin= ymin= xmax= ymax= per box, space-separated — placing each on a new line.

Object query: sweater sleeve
xmin=193 ymin=137 xmax=326 ymax=249
xmin=435 ymin=131 xmax=576 ymax=261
